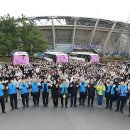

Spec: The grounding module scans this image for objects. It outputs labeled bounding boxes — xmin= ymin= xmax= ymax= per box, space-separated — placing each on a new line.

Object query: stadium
xmin=26 ymin=16 xmax=130 ymax=55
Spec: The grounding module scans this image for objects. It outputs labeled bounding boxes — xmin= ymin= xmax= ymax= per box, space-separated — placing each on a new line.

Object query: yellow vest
xmin=96 ymin=85 xmax=106 ymax=95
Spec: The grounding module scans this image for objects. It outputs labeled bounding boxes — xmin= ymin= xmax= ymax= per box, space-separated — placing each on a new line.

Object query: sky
xmin=0 ymin=0 xmax=130 ymax=22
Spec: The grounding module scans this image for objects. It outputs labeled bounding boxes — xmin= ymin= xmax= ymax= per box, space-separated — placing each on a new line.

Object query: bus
xmin=43 ymin=52 xmax=68 ymax=63
xmin=69 ymin=51 xmax=99 ymax=63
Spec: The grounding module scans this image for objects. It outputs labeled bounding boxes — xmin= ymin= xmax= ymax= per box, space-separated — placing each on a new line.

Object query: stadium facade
xmin=26 ymin=16 xmax=130 ymax=55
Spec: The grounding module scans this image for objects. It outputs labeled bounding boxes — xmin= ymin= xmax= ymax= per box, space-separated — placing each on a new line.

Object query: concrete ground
xmin=0 ymin=98 xmax=129 ymax=130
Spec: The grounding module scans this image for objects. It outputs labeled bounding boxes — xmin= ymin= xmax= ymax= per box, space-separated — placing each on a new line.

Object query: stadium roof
xmin=23 ymin=16 xmax=130 ymax=31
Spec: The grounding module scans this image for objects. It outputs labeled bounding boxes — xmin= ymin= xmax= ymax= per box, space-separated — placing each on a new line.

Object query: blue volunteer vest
xmin=42 ymin=83 xmax=49 ymax=92
xmin=106 ymin=85 xmax=115 ymax=95
xmin=60 ymin=84 xmax=68 ymax=94
xmin=31 ymin=82 xmax=39 ymax=93
xmin=79 ymin=82 xmax=86 ymax=92
xmin=117 ymin=85 xmax=128 ymax=96
xmin=20 ymin=83 xmax=28 ymax=94
xmin=8 ymin=83 xmax=17 ymax=95
xmin=0 ymin=84 xmax=4 ymax=96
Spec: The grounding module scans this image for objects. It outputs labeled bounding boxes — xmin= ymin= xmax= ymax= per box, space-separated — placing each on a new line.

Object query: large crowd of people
xmin=0 ymin=61 xmax=130 ymax=117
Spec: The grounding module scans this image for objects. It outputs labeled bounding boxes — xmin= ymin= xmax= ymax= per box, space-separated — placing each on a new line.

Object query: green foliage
xmin=0 ymin=45 xmax=8 ymax=56
xmin=0 ymin=14 xmax=47 ymax=56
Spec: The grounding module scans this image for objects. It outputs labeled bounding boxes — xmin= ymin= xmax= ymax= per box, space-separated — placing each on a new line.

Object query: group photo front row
xmin=0 ymin=77 xmax=130 ymax=117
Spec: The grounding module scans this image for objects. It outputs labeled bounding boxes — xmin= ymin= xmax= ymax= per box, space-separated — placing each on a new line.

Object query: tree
xmin=17 ymin=15 xmax=47 ymax=55
xmin=0 ymin=14 xmax=47 ymax=56
xmin=0 ymin=14 xmax=19 ymax=55
xmin=0 ymin=45 xmax=8 ymax=56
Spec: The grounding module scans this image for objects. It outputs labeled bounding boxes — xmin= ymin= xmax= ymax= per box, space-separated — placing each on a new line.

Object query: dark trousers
xmin=32 ymin=92 xmax=39 ymax=106
xmin=88 ymin=97 xmax=94 ymax=106
xmin=114 ymin=93 xmax=117 ymax=101
xmin=79 ymin=92 xmax=86 ymax=105
xmin=106 ymin=94 xmax=114 ymax=108
xmin=42 ymin=92 xmax=49 ymax=106
xmin=53 ymin=97 xmax=58 ymax=107
xmin=124 ymin=94 xmax=128 ymax=105
xmin=0 ymin=97 xmax=5 ymax=112
xmin=129 ymin=99 xmax=130 ymax=114
xmin=61 ymin=95 xmax=68 ymax=107
xmin=21 ymin=93 xmax=29 ymax=107
xmin=116 ymin=96 xmax=126 ymax=111
xmin=9 ymin=94 xmax=17 ymax=109
xmin=4 ymin=91 xmax=8 ymax=102
xmin=70 ymin=94 xmax=77 ymax=106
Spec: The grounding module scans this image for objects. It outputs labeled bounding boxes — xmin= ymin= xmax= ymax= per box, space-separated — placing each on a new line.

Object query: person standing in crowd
xmin=96 ymin=80 xmax=106 ymax=108
xmin=15 ymin=77 xmax=22 ymax=100
xmin=7 ymin=80 xmax=19 ymax=111
xmin=115 ymin=81 xmax=128 ymax=113
xmin=114 ymin=78 xmax=119 ymax=101
xmin=19 ymin=79 xmax=29 ymax=108
xmin=26 ymin=77 xmax=32 ymax=99
xmin=31 ymin=79 xmax=40 ymax=107
xmin=60 ymin=79 xmax=68 ymax=108
xmin=51 ymin=80 xmax=59 ymax=107
xmin=70 ymin=78 xmax=78 ymax=107
xmin=87 ymin=78 xmax=96 ymax=107
xmin=124 ymin=80 xmax=129 ymax=105
xmin=41 ymin=79 xmax=49 ymax=107
xmin=106 ymin=80 xmax=115 ymax=110
xmin=104 ymin=79 xmax=109 ymax=99
xmin=52 ymin=71 xmax=59 ymax=81
xmin=4 ymin=80 xmax=8 ymax=102
xmin=79 ymin=79 xmax=87 ymax=106
xmin=4 ymin=80 xmax=9 ymax=102
xmin=128 ymin=83 xmax=130 ymax=117
xmin=0 ymin=81 xmax=6 ymax=113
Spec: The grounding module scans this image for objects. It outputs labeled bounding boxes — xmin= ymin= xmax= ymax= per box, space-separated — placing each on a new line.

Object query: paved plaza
xmin=0 ymin=98 xmax=129 ymax=130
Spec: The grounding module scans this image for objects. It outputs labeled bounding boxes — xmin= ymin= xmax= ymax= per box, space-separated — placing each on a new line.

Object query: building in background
xmin=25 ymin=16 xmax=130 ymax=56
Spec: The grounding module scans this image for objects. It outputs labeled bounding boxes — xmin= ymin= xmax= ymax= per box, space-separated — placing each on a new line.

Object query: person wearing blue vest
xmin=115 ymin=81 xmax=128 ymax=113
xmin=19 ymin=79 xmax=29 ymax=108
xmin=106 ymin=80 xmax=115 ymax=110
xmin=60 ymin=79 xmax=68 ymax=108
xmin=79 ymin=79 xmax=87 ymax=106
xmin=31 ymin=79 xmax=40 ymax=107
xmin=41 ymin=79 xmax=49 ymax=107
xmin=0 ymin=81 xmax=6 ymax=113
xmin=7 ymin=80 xmax=19 ymax=111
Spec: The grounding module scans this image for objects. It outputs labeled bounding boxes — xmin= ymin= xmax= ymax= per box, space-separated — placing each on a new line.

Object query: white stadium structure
xmin=26 ymin=16 xmax=130 ymax=55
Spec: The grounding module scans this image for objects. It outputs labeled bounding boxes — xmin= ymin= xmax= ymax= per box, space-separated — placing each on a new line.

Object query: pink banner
xmin=13 ymin=55 xmax=29 ymax=65
xmin=56 ymin=55 xmax=68 ymax=63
